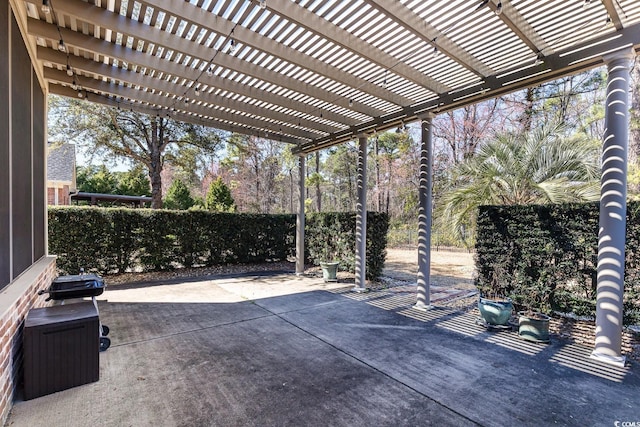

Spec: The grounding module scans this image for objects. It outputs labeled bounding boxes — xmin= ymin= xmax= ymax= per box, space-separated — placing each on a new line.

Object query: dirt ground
xmin=383 ymin=248 xmax=476 ymax=290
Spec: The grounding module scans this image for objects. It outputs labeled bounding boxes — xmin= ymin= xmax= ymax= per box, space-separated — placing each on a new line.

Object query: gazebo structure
xmin=70 ymin=191 xmax=153 ymax=207
xmin=1 ymin=0 xmax=639 ymax=422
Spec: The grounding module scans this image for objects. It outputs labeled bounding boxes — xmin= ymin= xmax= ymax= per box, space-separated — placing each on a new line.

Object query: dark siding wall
xmin=0 ymin=6 xmax=46 ymax=289
xmin=11 ymin=14 xmax=33 ymax=276
xmin=33 ymin=71 xmax=45 ymax=260
xmin=0 ymin=3 xmax=10 ymax=288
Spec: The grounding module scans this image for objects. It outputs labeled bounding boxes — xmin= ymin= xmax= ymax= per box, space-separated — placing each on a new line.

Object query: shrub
xmin=305 ymin=212 xmax=388 ymax=280
xmin=475 ymin=202 xmax=640 ymax=325
xmin=48 ymin=208 xmax=389 ymax=280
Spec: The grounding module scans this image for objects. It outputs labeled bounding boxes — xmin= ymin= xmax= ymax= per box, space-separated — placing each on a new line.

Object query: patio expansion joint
xmin=249 ymin=298 xmax=353 ymax=316
xmin=111 ymin=312 xmax=276 ymax=349
xmin=258 ymin=303 xmax=484 ymax=427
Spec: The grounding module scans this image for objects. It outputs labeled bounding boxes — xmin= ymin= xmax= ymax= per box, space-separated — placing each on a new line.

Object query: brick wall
xmin=0 ymin=257 xmax=56 ymax=425
xmin=46 ymin=188 xmax=55 ymax=205
xmin=46 ymin=187 xmax=71 ymax=206
xmin=60 ymin=186 xmax=70 ymax=205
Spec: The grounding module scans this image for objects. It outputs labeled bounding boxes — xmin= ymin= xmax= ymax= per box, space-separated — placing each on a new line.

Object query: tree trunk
xmin=385 ymin=160 xmax=392 ymax=214
xmin=347 ymin=164 xmax=353 ymax=210
xmin=315 ymin=152 xmax=321 ymax=212
xmin=521 ymin=86 xmax=535 ymax=132
xmin=447 ymin=112 xmax=459 ymax=164
xmin=630 ymin=57 xmax=640 ymax=162
xmin=375 ymin=137 xmax=381 ymax=211
xmin=289 ymin=169 xmax=294 ymax=213
xmin=256 ymin=174 xmax=261 ymax=212
xmin=149 ymin=118 xmax=163 ymax=209
xmin=305 ymin=154 xmax=310 ymax=203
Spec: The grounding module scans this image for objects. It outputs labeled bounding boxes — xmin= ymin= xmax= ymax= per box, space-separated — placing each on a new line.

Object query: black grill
xmin=38 ymin=273 xmax=111 ymax=352
xmin=43 ymin=274 xmax=106 ymax=300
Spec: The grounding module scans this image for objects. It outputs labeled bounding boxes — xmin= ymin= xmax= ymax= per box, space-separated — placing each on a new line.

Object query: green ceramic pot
xmin=320 ymin=262 xmax=339 ymax=282
xmin=478 ymin=296 xmax=513 ymax=326
xmin=518 ymin=312 xmax=550 ymax=343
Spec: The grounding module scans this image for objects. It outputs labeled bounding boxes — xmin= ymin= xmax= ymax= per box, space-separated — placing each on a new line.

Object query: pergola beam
xmin=48 ymin=83 xmax=297 ymax=142
xmin=26 ymin=16 xmax=385 ymax=123
xmin=490 ymin=0 xmax=552 ymax=55
xmin=44 ymin=67 xmax=315 ymax=142
xmin=602 ymin=0 xmax=624 ymax=31
xmin=261 ymin=0 xmax=448 ymax=94
xmin=44 ymin=0 xmax=413 ymax=108
xmin=295 ymin=22 xmax=640 ymax=153
xmin=23 ymin=0 xmax=640 ymax=154
xmin=37 ymin=48 xmax=342 ymax=136
xmin=366 ymin=0 xmax=494 ymax=78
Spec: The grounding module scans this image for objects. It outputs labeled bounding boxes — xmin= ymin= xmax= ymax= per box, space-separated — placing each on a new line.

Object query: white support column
xmin=295 ymin=154 xmax=306 ymax=275
xmin=591 ymin=50 xmax=635 ymax=367
xmin=415 ymin=114 xmax=434 ymax=310
xmin=354 ymin=134 xmax=368 ymax=292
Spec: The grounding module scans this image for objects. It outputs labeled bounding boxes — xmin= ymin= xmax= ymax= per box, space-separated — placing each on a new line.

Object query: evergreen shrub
xmin=475 ymin=202 xmax=640 ymax=325
xmin=48 ymin=208 xmax=388 ymax=280
xmin=305 ymin=212 xmax=389 ymax=280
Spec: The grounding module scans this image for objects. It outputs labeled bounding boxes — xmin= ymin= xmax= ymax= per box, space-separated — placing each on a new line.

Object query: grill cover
xmin=48 ymin=274 xmax=105 ymax=300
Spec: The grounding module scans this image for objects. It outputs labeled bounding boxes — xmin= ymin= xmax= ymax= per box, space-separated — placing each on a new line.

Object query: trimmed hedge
xmin=48 ymin=207 xmax=388 ymax=280
xmin=475 ymin=202 xmax=640 ymax=325
xmin=305 ymin=212 xmax=389 ymax=280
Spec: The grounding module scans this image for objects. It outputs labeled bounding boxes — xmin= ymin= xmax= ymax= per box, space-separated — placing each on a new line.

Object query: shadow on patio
xmin=8 ymin=273 xmax=640 ymax=427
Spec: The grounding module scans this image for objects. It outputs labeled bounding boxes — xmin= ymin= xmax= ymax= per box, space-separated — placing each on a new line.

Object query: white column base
xmin=352 ymin=286 xmax=369 ymax=293
xmin=413 ymin=301 xmax=433 ymax=311
xmin=590 ymin=351 xmax=626 ymax=368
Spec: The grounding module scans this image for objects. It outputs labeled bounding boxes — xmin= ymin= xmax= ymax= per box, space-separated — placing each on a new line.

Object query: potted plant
xmin=475 ymin=265 xmax=514 ymax=328
xmin=308 ymin=216 xmax=347 ymax=283
xmin=478 ymin=295 xmax=514 ymax=327
xmin=517 ymin=311 xmax=551 ymax=343
xmin=513 ymin=270 xmax=552 ymax=343
xmin=319 ymin=261 xmax=339 ymax=282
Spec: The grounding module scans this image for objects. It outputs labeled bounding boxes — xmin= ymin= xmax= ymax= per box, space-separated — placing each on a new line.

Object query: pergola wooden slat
xmin=22 ymin=0 xmax=639 ymax=153
xmin=13 ymin=0 xmax=640 ymax=367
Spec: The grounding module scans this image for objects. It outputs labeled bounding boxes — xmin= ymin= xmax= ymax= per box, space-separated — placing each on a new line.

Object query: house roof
xmin=18 ymin=0 xmax=640 ymax=153
xmin=47 ymin=143 xmax=76 ymax=182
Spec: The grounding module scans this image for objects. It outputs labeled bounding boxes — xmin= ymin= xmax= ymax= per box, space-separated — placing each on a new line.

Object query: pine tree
xmin=206 ymin=177 xmax=236 ymax=212
xmin=163 ymin=179 xmax=194 ymax=210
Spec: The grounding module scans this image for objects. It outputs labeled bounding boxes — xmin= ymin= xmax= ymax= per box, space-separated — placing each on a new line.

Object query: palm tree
xmin=437 ymin=122 xmax=601 ymax=244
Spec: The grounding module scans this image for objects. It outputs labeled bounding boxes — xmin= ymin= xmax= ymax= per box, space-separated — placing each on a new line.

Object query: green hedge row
xmin=305 ymin=212 xmax=389 ymax=280
xmin=48 ymin=208 xmax=295 ymax=273
xmin=475 ymin=202 xmax=640 ymax=325
xmin=48 ymin=207 xmax=388 ymax=280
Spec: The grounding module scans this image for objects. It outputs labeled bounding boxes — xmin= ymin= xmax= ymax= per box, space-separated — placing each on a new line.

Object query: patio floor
xmin=7 ymin=272 xmax=640 ymax=427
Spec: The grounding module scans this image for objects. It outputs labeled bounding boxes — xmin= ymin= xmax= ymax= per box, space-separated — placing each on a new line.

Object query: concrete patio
xmin=7 ymin=272 xmax=639 ymax=427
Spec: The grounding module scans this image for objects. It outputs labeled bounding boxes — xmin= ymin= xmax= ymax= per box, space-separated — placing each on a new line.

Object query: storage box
xmin=23 ymin=302 xmax=99 ymax=400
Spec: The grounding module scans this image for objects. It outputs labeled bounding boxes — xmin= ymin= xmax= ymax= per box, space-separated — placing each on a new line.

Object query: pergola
xmin=6 ymin=0 xmax=640 ymax=370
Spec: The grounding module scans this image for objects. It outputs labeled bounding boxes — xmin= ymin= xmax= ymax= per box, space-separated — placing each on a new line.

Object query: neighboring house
xmin=47 ymin=143 xmax=77 ymax=205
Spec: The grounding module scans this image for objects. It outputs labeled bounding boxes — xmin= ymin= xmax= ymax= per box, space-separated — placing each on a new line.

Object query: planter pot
xmin=320 ymin=262 xmax=339 ymax=282
xmin=518 ymin=312 xmax=551 ymax=343
xmin=477 ymin=296 xmax=513 ymax=327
